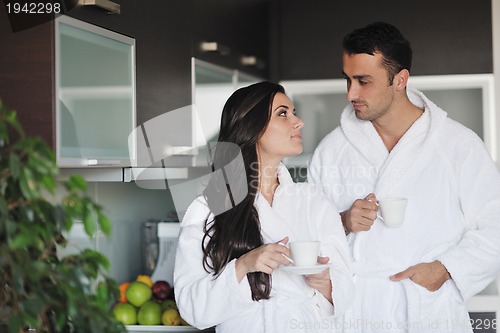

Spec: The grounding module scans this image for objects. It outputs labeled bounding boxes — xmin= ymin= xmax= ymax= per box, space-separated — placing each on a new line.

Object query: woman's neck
xmin=258 ymin=161 xmax=280 ymax=206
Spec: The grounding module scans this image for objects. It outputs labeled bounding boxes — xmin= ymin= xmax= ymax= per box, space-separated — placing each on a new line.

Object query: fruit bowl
xmin=117 ymin=277 xmax=210 ymax=332
xmin=125 ymin=325 xmax=214 ymax=333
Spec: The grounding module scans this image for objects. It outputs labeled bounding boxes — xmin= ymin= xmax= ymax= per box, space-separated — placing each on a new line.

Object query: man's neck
xmin=372 ymin=101 xmax=424 ymax=152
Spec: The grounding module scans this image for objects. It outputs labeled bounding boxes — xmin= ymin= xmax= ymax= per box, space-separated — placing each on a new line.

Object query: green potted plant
xmin=0 ymin=100 xmax=126 ymax=333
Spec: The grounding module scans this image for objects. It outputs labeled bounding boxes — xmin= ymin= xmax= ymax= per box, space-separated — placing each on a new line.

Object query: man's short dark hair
xmin=343 ymin=22 xmax=412 ymax=85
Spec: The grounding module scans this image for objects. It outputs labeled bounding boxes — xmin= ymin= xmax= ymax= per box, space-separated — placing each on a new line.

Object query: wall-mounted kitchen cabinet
xmin=56 ymin=15 xmax=136 ymax=167
xmin=60 ymin=0 xmax=194 ymax=127
xmin=272 ymin=0 xmax=492 ymax=81
xmin=192 ymin=0 xmax=271 ymax=80
xmin=0 ymin=1 xmax=193 ymax=175
xmin=193 ymin=58 xmax=260 ymax=145
xmin=281 ymin=74 xmax=497 ymax=170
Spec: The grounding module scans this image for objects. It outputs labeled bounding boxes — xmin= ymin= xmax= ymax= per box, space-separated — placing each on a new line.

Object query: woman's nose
xmin=293 ymin=115 xmax=304 ymax=129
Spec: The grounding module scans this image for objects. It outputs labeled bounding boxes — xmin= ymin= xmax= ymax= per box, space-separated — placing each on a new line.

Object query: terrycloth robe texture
xmin=308 ymin=88 xmax=500 ymax=333
xmin=174 ymin=164 xmax=354 ymax=333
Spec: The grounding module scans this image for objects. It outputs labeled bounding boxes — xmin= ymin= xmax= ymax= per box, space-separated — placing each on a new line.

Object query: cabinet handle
xmin=163 ymin=146 xmax=199 ymax=156
xmin=240 ymin=55 xmax=265 ymax=69
xmin=200 ymin=42 xmax=230 ymax=56
xmin=79 ymin=0 xmax=120 ymax=14
xmin=87 ymin=159 xmax=121 ymax=166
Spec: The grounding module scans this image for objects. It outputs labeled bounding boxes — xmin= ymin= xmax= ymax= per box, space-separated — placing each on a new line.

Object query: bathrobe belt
xmin=353 ymin=262 xmax=424 ymax=333
xmin=352 ymin=262 xmax=405 ymax=279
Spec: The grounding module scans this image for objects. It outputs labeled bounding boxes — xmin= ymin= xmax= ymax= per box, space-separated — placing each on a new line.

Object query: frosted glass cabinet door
xmin=193 ymin=59 xmax=234 ymax=146
xmin=56 ymin=15 xmax=136 ymax=167
xmin=192 ymin=59 xmax=261 ymax=146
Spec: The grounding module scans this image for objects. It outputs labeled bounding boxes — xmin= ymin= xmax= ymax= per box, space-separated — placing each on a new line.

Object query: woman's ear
xmin=394 ymin=69 xmax=409 ymax=92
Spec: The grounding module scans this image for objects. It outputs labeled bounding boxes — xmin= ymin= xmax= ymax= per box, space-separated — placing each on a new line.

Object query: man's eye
xmin=359 ymin=81 xmax=368 ymax=86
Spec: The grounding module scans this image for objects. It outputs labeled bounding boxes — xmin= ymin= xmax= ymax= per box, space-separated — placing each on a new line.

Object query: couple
xmin=174 ymin=22 xmax=500 ymax=333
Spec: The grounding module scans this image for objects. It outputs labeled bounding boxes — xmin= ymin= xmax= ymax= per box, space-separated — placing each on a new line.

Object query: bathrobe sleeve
xmin=437 ymin=129 xmax=500 ymax=301
xmin=174 ymin=198 xmax=255 ymax=329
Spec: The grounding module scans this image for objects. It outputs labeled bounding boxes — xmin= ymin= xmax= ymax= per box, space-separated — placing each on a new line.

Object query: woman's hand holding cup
xmin=235 ymin=236 xmax=292 ymax=282
xmin=305 ymin=256 xmax=332 ymax=303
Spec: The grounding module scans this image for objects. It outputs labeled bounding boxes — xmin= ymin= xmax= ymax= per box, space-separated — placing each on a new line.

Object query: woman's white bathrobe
xmin=174 ymin=164 xmax=354 ymax=333
xmin=308 ymin=88 xmax=500 ymax=333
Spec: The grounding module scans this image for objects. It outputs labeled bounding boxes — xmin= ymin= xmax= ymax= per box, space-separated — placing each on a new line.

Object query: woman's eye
xmin=278 ymin=110 xmax=287 ymax=117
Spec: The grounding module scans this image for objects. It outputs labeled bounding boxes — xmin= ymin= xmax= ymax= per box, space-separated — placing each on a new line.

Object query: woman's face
xmin=257 ymin=92 xmax=304 ymax=162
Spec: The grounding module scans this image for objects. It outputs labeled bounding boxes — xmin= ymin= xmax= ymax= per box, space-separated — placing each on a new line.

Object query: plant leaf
xmin=7 ymin=314 xmax=24 ymax=333
xmin=8 ymin=152 xmax=20 ymax=179
xmin=83 ymin=209 xmax=96 ymax=237
xmin=4 ymin=109 xmax=24 ymax=137
xmin=20 ymin=167 xmax=38 ymax=200
xmin=67 ymin=174 xmax=87 ymax=191
xmin=9 ymin=232 xmax=32 ymax=249
xmin=98 ymin=211 xmax=111 ymax=235
xmin=0 ymin=101 xmax=124 ymax=333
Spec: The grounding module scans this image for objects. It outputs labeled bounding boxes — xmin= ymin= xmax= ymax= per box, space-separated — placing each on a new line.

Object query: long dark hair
xmin=343 ymin=21 xmax=412 ymax=85
xmin=201 ymin=81 xmax=285 ymax=301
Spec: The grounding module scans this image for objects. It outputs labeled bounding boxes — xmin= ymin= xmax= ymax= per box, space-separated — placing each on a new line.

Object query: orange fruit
xmin=118 ymin=282 xmax=130 ymax=303
xmin=136 ymin=275 xmax=153 ymax=287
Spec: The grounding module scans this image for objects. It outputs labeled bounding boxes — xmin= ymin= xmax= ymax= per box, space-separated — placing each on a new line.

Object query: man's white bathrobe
xmin=174 ymin=164 xmax=354 ymax=333
xmin=308 ymin=88 xmax=500 ymax=333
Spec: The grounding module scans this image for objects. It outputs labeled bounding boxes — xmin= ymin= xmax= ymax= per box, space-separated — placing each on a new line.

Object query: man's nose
xmin=346 ymin=83 xmax=359 ymax=102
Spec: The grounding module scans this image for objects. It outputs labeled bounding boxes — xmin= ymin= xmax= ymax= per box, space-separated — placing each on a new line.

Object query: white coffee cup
xmin=289 ymin=241 xmax=320 ymax=266
xmin=377 ymin=198 xmax=408 ymax=228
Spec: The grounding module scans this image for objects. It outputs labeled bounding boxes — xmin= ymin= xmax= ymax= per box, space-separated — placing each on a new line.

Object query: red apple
xmin=152 ymin=280 xmax=173 ymax=300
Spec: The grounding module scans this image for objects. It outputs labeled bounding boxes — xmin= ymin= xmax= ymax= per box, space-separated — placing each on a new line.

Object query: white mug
xmin=377 ymin=198 xmax=408 ymax=228
xmin=289 ymin=241 xmax=320 ymax=266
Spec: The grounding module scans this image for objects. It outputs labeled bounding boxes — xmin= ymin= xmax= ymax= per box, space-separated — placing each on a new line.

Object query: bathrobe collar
xmin=255 ymin=163 xmax=297 ymax=243
xmin=340 ymin=88 xmax=448 ymax=197
xmin=255 ymin=163 xmax=294 ymax=202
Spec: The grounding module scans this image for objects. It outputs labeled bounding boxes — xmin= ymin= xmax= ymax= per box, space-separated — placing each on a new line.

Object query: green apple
xmin=161 ymin=299 xmax=177 ymax=311
xmin=138 ymin=300 xmax=162 ymax=325
xmin=126 ymin=281 xmax=152 ymax=307
xmin=112 ymin=302 xmax=137 ymax=325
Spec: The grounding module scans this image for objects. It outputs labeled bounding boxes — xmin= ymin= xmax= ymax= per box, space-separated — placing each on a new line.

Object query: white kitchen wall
xmin=85 ymin=182 xmax=175 ymax=283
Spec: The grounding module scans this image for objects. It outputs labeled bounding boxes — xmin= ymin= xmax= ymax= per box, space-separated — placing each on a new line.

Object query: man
xmin=308 ymin=22 xmax=500 ymax=333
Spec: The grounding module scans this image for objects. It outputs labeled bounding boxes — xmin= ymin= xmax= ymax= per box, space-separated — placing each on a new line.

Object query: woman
xmin=174 ymin=82 xmax=353 ymax=332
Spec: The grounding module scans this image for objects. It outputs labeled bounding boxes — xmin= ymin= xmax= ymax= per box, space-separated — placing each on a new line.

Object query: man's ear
xmin=394 ymin=69 xmax=409 ymax=91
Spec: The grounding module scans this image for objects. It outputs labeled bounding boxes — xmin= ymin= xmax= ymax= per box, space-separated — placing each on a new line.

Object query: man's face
xmin=342 ymin=52 xmax=397 ymax=121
